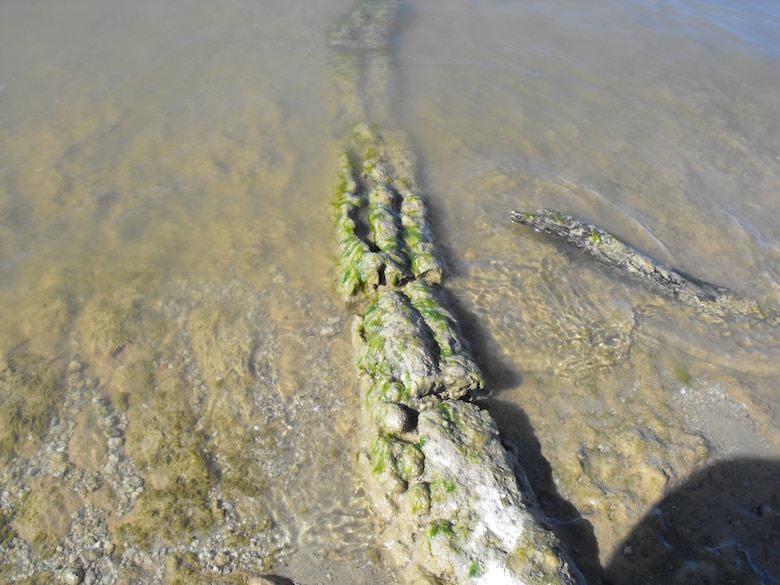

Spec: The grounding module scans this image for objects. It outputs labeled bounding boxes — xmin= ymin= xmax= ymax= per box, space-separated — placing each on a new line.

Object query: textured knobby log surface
xmin=511 ymin=208 xmax=778 ymax=322
xmin=328 ymin=2 xmax=586 ymax=584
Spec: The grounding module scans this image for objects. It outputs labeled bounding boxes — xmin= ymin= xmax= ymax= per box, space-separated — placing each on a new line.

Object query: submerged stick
xmin=511 ymin=208 xmax=776 ymax=321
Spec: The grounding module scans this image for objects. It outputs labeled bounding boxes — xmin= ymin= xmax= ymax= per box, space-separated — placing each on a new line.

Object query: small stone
xmin=377 ymin=402 xmax=410 ymax=435
xmin=102 ymin=426 xmax=122 ymax=439
xmin=83 ymin=568 xmax=96 ymax=585
xmin=68 ymin=360 xmax=83 ymax=373
xmin=318 ymin=325 xmax=337 ymax=337
xmin=107 ymin=437 xmax=123 ymax=450
xmin=61 ymin=566 xmax=84 ymax=585
xmin=126 ymin=475 xmax=144 ymax=490
xmin=51 ymin=452 xmax=69 ymax=476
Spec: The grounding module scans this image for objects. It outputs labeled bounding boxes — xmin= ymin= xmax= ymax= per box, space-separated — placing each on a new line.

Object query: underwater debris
xmin=511 ymin=208 xmax=777 ymax=322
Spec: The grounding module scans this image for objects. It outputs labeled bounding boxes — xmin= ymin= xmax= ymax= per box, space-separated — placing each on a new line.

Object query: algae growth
xmin=328 ymin=6 xmax=584 ymax=578
xmin=0 ymin=354 xmax=64 ymax=458
xmin=3 ymin=0 xmax=778 ymax=583
xmin=0 ymin=18 xmax=390 ymax=576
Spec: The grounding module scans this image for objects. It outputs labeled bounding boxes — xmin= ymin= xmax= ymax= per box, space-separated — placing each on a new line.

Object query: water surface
xmin=1 ymin=0 xmax=779 ymax=583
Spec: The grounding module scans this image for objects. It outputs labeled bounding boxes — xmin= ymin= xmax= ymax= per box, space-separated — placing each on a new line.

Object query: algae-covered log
xmin=368 ymin=183 xmax=412 ymax=286
xmin=333 ymin=150 xmax=385 ymax=298
xmin=407 ymin=400 xmax=584 ymax=585
xmin=359 ymin=286 xmax=485 ymax=403
xmin=404 ymin=282 xmax=485 ymax=398
xmin=336 ymin=234 xmax=383 ymax=298
xmin=360 ymin=290 xmax=440 ymax=399
xmin=350 ymin=123 xmax=446 ymax=285
xmin=401 ymin=191 xmax=446 ymax=284
xmin=330 ymin=2 xmax=585 ymax=582
xmin=355 ymin=125 xmax=446 ymax=284
xmin=511 ymin=208 xmax=775 ymax=321
xmin=329 ymin=0 xmax=399 ymax=53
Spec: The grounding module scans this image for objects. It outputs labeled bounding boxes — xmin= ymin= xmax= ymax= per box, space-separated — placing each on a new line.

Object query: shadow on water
xmin=604 ymin=458 xmax=780 ymax=585
xmin=441 ymin=288 xmax=524 ymax=393
xmin=487 ymin=398 xmax=780 ymax=585
xmin=487 ymin=399 xmax=605 ymax=584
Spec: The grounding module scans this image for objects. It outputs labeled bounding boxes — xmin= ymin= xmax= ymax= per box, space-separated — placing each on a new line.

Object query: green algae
xmin=404 ymin=282 xmax=485 ymax=397
xmin=4 ymin=571 xmax=54 ymax=585
xmin=426 ymin=521 xmax=456 ymax=555
xmin=364 ymin=146 xmax=380 ymax=165
xmin=30 ymin=530 xmax=58 ymax=558
xmin=0 ymin=509 xmax=15 ymax=548
xmin=437 ymin=401 xmax=454 ymax=423
xmin=333 ymin=148 xmax=385 ymax=298
xmin=406 ymin=482 xmax=431 ymax=515
xmin=165 ymin=551 xmax=261 ymax=585
xmin=117 ymin=478 xmax=216 ymax=549
xmin=328 ymin=6 xmax=586 ymax=582
xmin=361 ymin=291 xmax=439 ymax=398
xmin=353 ymin=122 xmax=379 ymax=144
xmin=507 ymin=533 xmax=569 ymax=585
xmin=673 ymin=362 xmax=692 ymax=386
xmin=337 ymin=236 xmax=383 ymax=298
xmin=90 ymin=299 xmax=143 ymax=357
xmin=399 ymin=191 xmax=445 ymax=284
xmin=0 ymin=352 xmax=64 ymax=457
xmin=123 ymin=358 xmax=157 ymax=401
xmin=333 ymin=122 xmax=447 ymax=299
xmin=396 ymin=443 xmax=424 ymax=481
xmin=119 ymin=378 xmax=218 ymax=550
xmin=334 ymin=122 xmax=446 ymax=298
xmin=365 ymin=376 xmax=411 ymax=407
xmin=429 ymin=478 xmax=457 ymax=504
xmin=13 ymin=480 xmax=76 ymax=559
xmin=368 ymin=184 xmax=412 ymax=286
xmin=370 ymin=435 xmax=398 ymax=479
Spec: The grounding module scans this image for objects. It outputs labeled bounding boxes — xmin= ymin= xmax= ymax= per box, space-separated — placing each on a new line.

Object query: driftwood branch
xmin=511 ymin=208 xmax=775 ymax=322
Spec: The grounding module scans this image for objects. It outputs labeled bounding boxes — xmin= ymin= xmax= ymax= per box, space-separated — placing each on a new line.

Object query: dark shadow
xmin=440 ymin=288 xmax=524 ymax=393
xmin=252 ymin=576 xmax=298 ymax=585
xmin=486 ymin=398 xmax=606 ymax=584
xmin=604 ymin=458 xmax=780 ymax=585
xmin=489 ymin=399 xmax=780 ymax=584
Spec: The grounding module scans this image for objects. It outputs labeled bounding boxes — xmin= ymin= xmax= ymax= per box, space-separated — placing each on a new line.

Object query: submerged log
xmin=331 ymin=137 xmax=585 ymax=584
xmin=328 ymin=2 xmax=587 ymax=583
xmin=511 ymin=208 xmax=776 ymax=322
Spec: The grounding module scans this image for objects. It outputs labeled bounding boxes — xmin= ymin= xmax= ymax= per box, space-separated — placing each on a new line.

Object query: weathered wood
xmin=511 ymin=208 xmax=776 ymax=321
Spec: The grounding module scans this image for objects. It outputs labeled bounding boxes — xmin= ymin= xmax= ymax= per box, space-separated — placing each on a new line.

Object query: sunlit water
xmin=1 ymin=1 xmax=778 ymax=583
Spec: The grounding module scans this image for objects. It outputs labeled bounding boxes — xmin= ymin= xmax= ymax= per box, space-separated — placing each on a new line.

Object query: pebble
xmin=61 ymin=566 xmax=84 ymax=585
xmin=0 ymin=280 xmax=349 ymax=584
xmin=318 ymin=325 xmax=337 ymax=337
xmin=378 ymin=403 xmax=410 ymax=435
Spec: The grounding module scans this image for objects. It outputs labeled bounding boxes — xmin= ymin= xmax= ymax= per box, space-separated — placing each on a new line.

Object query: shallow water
xmin=1 ymin=0 xmax=779 ymax=583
